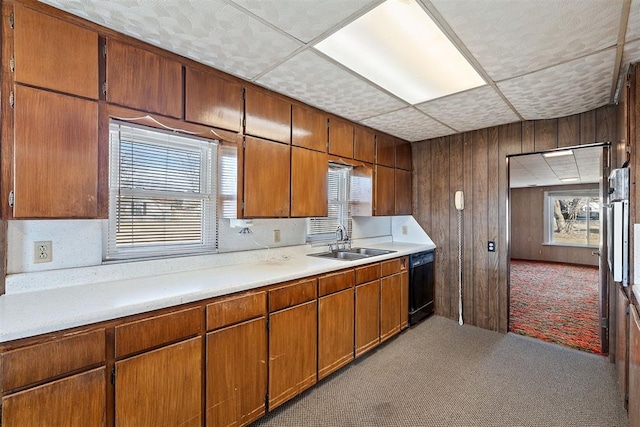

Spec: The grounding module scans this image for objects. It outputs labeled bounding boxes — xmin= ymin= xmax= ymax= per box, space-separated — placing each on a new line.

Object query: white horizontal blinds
xmin=308 ymin=164 xmax=352 ymax=240
xmin=107 ymin=120 xmax=217 ymax=260
xmin=218 ymin=143 xmax=238 ymax=219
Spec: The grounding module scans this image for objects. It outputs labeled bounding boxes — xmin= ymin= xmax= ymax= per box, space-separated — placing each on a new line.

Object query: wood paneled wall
xmin=510 ymin=184 xmax=599 ymax=267
xmin=412 ymin=105 xmax=617 ymax=332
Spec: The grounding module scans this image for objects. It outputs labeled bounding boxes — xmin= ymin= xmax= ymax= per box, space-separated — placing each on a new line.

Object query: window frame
xmin=105 ymin=120 xmax=219 ymax=261
xmin=543 ymin=189 xmax=601 ymax=248
xmin=307 ymin=163 xmax=353 ymax=244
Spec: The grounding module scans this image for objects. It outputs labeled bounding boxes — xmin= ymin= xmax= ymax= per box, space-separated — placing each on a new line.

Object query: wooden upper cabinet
xmin=395 ymin=140 xmax=412 ymax=170
xmin=106 ymin=39 xmax=183 ymax=118
xmin=14 ymin=5 xmax=99 ymax=99
xmin=376 ymin=133 xmax=395 ymax=167
xmin=395 ymin=169 xmax=412 ymax=215
xmin=351 ymin=164 xmax=373 ymax=217
xmin=375 ymin=165 xmax=395 ymax=216
xmin=185 ymin=67 xmax=243 ymax=132
xmin=243 ymin=136 xmax=290 ymax=217
xmin=354 ymin=127 xmax=375 ymax=164
xmin=14 ymin=86 xmax=98 ymax=218
xmin=245 ymin=89 xmax=291 ymax=144
xmin=291 ymin=147 xmax=328 ymax=217
xmin=328 ymin=118 xmax=354 ymax=158
xmin=292 ymin=105 xmax=327 ymax=152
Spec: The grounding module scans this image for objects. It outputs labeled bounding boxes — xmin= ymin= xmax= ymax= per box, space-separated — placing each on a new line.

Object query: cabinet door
xmin=206 ymin=317 xmax=267 ymax=426
xmin=629 ymin=305 xmax=640 ymax=426
xmin=268 ymin=300 xmax=317 ymax=410
xmin=400 ymin=270 xmax=409 ymax=330
xmin=616 ymin=286 xmax=629 ymax=407
xmin=2 ymin=367 xmax=106 ymax=427
xmin=318 ymin=288 xmax=355 ymax=379
xmin=354 ymin=127 xmax=375 ymax=164
xmin=115 ymin=337 xmax=202 ymax=427
xmin=291 ymin=147 xmax=328 ymax=217
xmin=395 ymin=140 xmax=412 ymax=170
xmin=375 ymin=165 xmax=395 ymax=216
xmin=243 ymin=136 xmax=290 ymax=217
xmin=185 ymin=67 xmax=243 ymax=131
xmin=355 ymin=280 xmax=380 ymax=357
xmin=380 ymin=273 xmax=402 ymax=342
xmin=292 ymin=105 xmax=327 ymax=151
xmin=376 ymin=133 xmax=395 ymax=167
xmin=245 ymin=89 xmax=291 ymax=144
xmin=395 ymin=168 xmax=412 ymax=215
xmin=351 ymin=164 xmax=373 ymax=216
xmin=106 ymin=39 xmax=183 ymax=118
xmin=14 ymin=86 xmax=98 ymax=218
xmin=328 ymin=118 xmax=354 ymax=158
xmin=14 ymin=5 xmax=98 ymax=99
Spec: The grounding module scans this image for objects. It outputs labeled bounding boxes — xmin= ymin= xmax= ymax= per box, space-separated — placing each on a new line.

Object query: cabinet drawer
xmin=356 ymin=263 xmax=380 ymax=285
xmin=207 ymin=291 xmax=266 ymax=331
xmin=381 ymin=258 xmax=403 ymax=277
xmin=269 ymin=278 xmax=317 ymax=312
xmin=1 ymin=329 xmax=105 ymax=391
xmin=318 ymin=269 xmax=354 ymax=297
xmin=115 ymin=306 xmax=202 ymax=358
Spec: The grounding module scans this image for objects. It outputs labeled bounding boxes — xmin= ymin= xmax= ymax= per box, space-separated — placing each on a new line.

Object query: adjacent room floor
xmin=253 ymin=316 xmax=627 ymax=427
xmin=509 ymin=260 xmax=601 ymax=354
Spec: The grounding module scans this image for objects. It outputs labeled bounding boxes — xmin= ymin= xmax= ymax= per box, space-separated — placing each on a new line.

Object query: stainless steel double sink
xmin=308 ymin=247 xmax=396 ymax=261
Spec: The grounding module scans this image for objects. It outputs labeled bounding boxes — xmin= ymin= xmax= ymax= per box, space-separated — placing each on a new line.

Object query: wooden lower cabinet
xmin=616 ymin=286 xmax=629 ymax=408
xmin=206 ymin=317 xmax=267 ymax=426
xmin=629 ymin=304 xmax=640 ymax=427
xmin=380 ymin=273 xmax=402 ymax=342
xmin=1 ymin=367 xmax=106 ymax=427
xmin=355 ymin=280 xmax=380 ymax=357
xmin=115 ymin=337 xmax=202 ymax=427
xmin=268 ymin=300 xmax=317 ymax=410
xmin=318 ymin=288 xmax=355 ymax=379
xmin=400 ymin=270 xmax=409 ymax=330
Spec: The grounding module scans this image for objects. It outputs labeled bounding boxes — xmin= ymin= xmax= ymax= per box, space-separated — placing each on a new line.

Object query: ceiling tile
xmin=257 ymin=50 xmax=406 ymax=122
xmin=360 ymin=108 xmax=454 ymax=142
xmin=39 ymin=0 xmax=302 ymax=80
xmin=626 ymin=0 xmax=640 ymax=41
xmin=416 ymin=85 xmax=519 ymax=132
xmin=623 ymin=39 xmax=640 ymax=67
xmin=429 ymin=0 xmax=622 ymax=81
xmin=229 ymin=0 xmax=378 ymax=43
xmin=497 ymin=49 xmax=616 ymax=120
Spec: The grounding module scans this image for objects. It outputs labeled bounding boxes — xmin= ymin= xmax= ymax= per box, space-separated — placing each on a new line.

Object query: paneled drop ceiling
xmin=39 ymin=0 xmax=640 ymax=144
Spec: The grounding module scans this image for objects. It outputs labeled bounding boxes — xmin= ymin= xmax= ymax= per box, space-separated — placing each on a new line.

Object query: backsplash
xmin=4 ymin=216 xmax=409 ymax=294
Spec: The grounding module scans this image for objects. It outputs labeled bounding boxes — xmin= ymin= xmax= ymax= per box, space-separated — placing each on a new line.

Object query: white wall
xmin=5 ymin=216 xmax=399 ymax=294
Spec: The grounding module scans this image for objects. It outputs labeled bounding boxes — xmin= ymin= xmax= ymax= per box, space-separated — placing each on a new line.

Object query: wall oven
xmin=409 ymin=250 xmax=435 ymax=325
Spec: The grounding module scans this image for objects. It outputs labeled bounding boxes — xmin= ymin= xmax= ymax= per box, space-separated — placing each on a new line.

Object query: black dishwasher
xmin=408 ymin=250 xmax=435 ymax=326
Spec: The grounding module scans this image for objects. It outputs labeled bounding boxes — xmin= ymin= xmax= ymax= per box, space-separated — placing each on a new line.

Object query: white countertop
xmin=0 ymin=242 xmax=434 ymax=342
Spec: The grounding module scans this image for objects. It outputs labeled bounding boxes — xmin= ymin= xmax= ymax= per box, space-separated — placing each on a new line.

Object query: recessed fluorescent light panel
xmin=543 ymin=150 xmax=573 ymax=158
xmin=561 ymin=177 xmax=579 ymax=182
xmin=314 ymin=0 xmax=485 ymax=104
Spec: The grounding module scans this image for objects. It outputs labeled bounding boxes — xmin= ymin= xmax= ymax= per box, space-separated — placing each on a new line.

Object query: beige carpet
xmin=253 ymin=316 xmax=628 ymax=427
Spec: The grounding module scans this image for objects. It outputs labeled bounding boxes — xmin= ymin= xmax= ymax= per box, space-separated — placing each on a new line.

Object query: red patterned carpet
xmin=509 ymin=260 xmax=602 ymax=354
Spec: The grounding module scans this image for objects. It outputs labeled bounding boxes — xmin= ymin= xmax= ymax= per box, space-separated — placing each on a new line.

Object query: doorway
xmin=507 ymin=144 xmax=609 ymax=354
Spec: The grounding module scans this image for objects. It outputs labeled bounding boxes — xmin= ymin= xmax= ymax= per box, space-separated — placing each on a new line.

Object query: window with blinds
xmin=307 ymin=163 xmax=352 ymax=242
xmin=106 ymin=120 xmax=217 ymax=260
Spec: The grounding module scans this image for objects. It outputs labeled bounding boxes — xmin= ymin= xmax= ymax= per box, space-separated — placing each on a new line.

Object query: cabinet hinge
xmin=625 ymin=393 xmax=629 ymax=404
xmin=9 ymin=56 xmax=15 ymax=73
xmin=602 ymin=317 xmax=609 ymax=329
xmin=242 ymin=139 xmax=246 ymax=149
xmin=9 ymin=11 xmax=14 ymax=29
xmin=110 ymin=367 xmax=116 ymax=385
xmin=265 ymin=393 xmax=269 ymax=409
xmin=102 ymin=81 xmax=108 ymax=95
xmin=9 ymin=91 xmax=14 ymax=109
xmin=627 ymin=305 xmax=631 ymax=315
xmin=8 ymin=191 xmax=14 ymax=208
xmin=102 ymin=43 xmax=107 ymax=57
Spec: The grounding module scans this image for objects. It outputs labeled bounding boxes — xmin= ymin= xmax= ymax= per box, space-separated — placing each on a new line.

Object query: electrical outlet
xmin=488 ymin=241 xmax=496 ymax=252
xmin=34 ymin=241 xmax=52 ymax=263
xmin=402 ymin=225 xmax=408 ymax=235
xmin=274 ymin=229 xmax=281 ymax=243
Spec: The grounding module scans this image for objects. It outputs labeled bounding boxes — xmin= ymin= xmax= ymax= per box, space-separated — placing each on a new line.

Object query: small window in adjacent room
xmin=106 ymin=120 xmax=218 ymax=260
xmin=544 ymin=190 xmax=600 ymax=247
xmin=307 ymin=163 xmax=352 ymax=242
